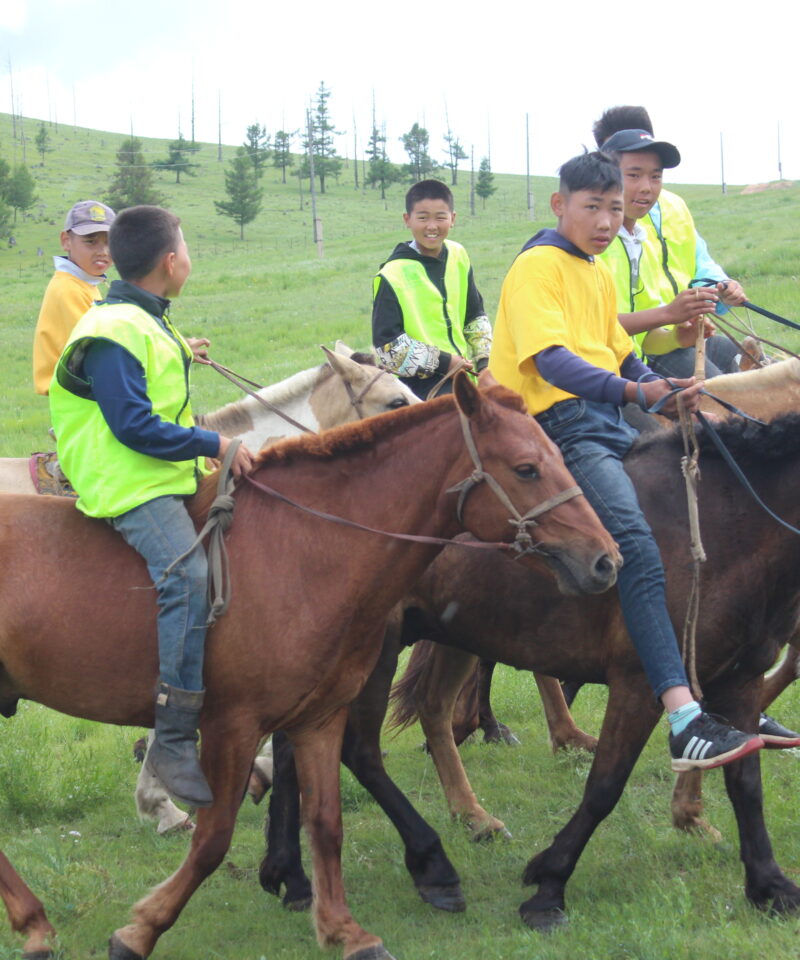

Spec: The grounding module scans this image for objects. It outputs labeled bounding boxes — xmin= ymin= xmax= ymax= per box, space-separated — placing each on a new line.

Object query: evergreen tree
xmin=272 ymin=130 xmax=295 ymax=183
xmin=106 ymin=137 xmax=164 ymax=209
xmin=401 ymin=123 xmax=435 ymax=182
xmin=0 ymin=158 xmax=11 ymax=231
xmin=152 ymin=133 xmax=200 ymax=184
xmin=243 ymin=124 xmax=270 ymax=178
xmin=475 ymin=156 xmax=497 ymax=208
xmin=5 ymin=163 xmax=37 ymax=222
xmin=35 ymin=123 xmax=53 ymax=165
xmin=443 ymin=130 xmax=468 ymax=186
xmin=300 ymin=82 xmax=342 ymax=193
xmin=366 ymin=115 xmax=401 ymax=200
xmin=214 ymin=147 xmax=263 ymax=239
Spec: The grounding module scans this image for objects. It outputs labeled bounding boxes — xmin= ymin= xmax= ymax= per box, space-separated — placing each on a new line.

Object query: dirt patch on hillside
xmin=741 ymin=180 xmax=795 ymax=194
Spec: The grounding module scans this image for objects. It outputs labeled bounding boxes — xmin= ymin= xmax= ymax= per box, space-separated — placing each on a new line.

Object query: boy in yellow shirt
xmin=490 ymin=150 xmax=763 ymax=770
xmin=33 ymin=200 xmax=115 ymax=395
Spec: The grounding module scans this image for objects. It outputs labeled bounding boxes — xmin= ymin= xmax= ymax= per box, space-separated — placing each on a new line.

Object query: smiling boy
xmin=490 ymin=151 xmax=762 ymax=771
xmin=372 ymin=180 xmax=491 ymax=399
xmin=33 ymin=200 xmax=116 ymax=395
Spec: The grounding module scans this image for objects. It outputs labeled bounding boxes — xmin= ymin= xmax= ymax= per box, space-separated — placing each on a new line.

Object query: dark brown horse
xmin=0 ymin=376 xmax=618 ymax=960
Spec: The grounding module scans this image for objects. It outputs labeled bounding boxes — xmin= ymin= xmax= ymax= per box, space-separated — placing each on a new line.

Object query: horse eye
xmin=514 ymin=463 xmax=538 ymax=480
xmin=388 ymin=397 xmax=410 ymax=409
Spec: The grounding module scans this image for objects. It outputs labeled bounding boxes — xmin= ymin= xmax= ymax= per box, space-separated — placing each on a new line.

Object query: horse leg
xmin=560 ymin=680 xmax=584 ymax=707
xmin=340 ymin=627 xmax=465 ymax=913
xmin=259 ymin=730 xmax=313 ymax=910
xmin=477 ymin=660 xmax=520 ymax=745
xmin=0 ymin=851 xmax=57 ymax=958
xmin=109 ymin=727 xmax=257 ymax=959
xmin=135 ymin=732 xmax=195 ymax=835
xmin=761 ymin=641 xmax=800 ymax=710
xmin=449 ymin=664 xmax=480 ymax=747
xmin=290 ymin=709 xmax=396 ymax=960
xmin=533 ymin=673 xmax=597 ymax=753
xmin=520 ymin=679 xmax=661 ymax=932
xmin=415 ymin=644 xmax=509 ymax=838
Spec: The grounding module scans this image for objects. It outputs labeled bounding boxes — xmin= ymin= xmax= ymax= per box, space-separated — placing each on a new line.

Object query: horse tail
xmin=388 ymin=638 xmax=437 ymax=734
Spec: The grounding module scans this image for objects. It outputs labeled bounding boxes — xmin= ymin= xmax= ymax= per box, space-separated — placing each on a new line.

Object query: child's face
xmin=403 ymin=198 xmax=455 ymax=258
xmin=60 ymin=230 xmax=112 ymax=277
xmin=618 ymin=151 xmax=664 ymax=225
xmin=551 ymin=187 xmax=623 ymax=257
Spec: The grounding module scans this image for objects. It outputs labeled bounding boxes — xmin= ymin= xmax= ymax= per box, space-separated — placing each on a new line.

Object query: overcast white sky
xmin=1 ymin=0 xmax=797 ymax=187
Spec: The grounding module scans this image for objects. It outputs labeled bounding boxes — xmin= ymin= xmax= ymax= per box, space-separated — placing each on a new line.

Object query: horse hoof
xmin=519 ymin=906 xmax=568 ymax=933
xmin=345 ymin=945 xmax=397 ymax=960
xmin=108 ymin=933 xmax=145 ymax=960
xmin=417 ymin=882 xmax=466 ymax=912
xmin=283 ymin=893 xmax=312 ymax=912
xmin=471 ymin=824 xmax=512 ymax=842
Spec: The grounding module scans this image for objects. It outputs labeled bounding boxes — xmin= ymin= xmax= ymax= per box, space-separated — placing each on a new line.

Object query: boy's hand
xmin=717 ymin=279 xmax=746 ymax=305
xmin=665 ymin=288 xmax=718 ymax=326
xmin=187 ymin=337 xmax=211 ymax=364
xmin=478 ymin=368 xmax=499 ymax=389
xmin=447 ymin=355 xmax=473 ymax=373
xmin=217 ymin=436 xmax=255 ymax=477
xmin=626 ymin=377 xmax=704 ymax=418
xmin=675 ymin=315 xmax=715 ymax=348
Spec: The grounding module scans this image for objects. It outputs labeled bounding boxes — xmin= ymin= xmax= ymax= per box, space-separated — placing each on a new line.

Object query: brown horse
xmin=387 ymin=413 xmax=800 ymax=929
xmin=0 ymin=376 xmax=618 ymax=960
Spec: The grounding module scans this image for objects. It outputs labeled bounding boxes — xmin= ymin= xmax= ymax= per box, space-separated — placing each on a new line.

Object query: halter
xmin=445 ymin=406 xmax=583 ymax=557
xmin=340 ymin=366 xmax=393 ymax=420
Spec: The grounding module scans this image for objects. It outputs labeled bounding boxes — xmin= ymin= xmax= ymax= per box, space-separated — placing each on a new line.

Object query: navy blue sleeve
xmin=620 ymin=352 xmax=659 ymax=383
xmin=82 ymin=339 xmax=221 ymax=461
xmin=536 ymin=346 xmax=657 ymax=406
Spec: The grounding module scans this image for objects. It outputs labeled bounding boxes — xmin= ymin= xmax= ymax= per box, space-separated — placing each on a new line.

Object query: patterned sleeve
xmin=375 ymin=333 xmax=441 ymax=379
xmin=464 ymin=315 xmax=492 ymax=366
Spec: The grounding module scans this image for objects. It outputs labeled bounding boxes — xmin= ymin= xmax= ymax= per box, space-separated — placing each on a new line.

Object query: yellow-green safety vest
xmin=374 ymin=239 xmax=471 ymax=357
xmin=49 ymin=301 xmax=201 ymax=518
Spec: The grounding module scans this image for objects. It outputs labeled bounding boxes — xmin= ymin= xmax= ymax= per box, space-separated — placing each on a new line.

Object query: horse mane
xmin=630 ymin=411 xmax=800 ymax=467
xmin=196 ymin=365 xmax=326 ymax=434
xmin=705 ymin=356 xmax=800 ymax=396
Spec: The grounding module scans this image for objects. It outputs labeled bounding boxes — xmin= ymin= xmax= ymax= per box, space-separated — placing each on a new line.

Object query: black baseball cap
xmin=601 ymin=129 xmax=681 ymax=169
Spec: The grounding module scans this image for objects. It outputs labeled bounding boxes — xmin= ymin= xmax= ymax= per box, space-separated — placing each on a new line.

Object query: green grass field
xmin=0 ymin=112 xmax=800 ymax=959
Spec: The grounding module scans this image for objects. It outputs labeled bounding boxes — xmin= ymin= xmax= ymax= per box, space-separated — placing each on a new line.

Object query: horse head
xmin=448 ymin=373 xmax=620 ymax=595
xmin=318 ymin=345 xmax=419 ymax=424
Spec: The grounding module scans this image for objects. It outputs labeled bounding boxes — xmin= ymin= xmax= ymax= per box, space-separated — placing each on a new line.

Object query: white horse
xmin=4 ymin=344 xmax=418 ymax=834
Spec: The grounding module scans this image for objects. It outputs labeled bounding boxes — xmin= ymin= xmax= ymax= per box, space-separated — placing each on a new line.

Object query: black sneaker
xmin=669 ymin=712 xmax=763 ymax=771
xmin=759 ymin=713 xmax=800 ymax=749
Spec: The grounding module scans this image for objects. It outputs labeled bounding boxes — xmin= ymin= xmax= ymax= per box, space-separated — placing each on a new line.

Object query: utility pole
xmin=720 ymin=132 xmax=726 ymax=195
xmin=353 ymin=116 xmax=359 ymax=189
xmin=470 ymin=146 xmax=475 ymax=216
xmin=307 ymin=109 xmax=323 ymax=258
xmin=777 ymin=121 xmax=783 ymax=181
xmin=217 ymin=91 xmax=222 ymax=161
xmin=8 ymin=56 xmax=16 ymax=140
xmin=191 ymin=62 xmax=196 ymax=146
xmin=526 ymin=112 xmax=534 ymax=219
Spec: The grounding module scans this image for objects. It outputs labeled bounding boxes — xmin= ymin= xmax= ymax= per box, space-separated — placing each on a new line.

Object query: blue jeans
xmin=646 ymin=334 xmax=738 ymax=379
xmin=111 ymin=495 xmax=208 ymax=692
xmin=535 ymin=399 xmax=688 ymax=699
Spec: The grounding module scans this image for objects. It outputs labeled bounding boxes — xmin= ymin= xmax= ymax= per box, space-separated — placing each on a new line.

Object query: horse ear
xmin=333 ymin=340 xmax=355 ymax=357
xmin=452 ymin=371 xmax=482 ymax=419
xmin=321 ymin=344 xmax=357 ymax=380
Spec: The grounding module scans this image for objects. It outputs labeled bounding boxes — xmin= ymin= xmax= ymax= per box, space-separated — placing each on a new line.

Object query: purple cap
xmin=64 ymin=200 xmax=116 ymax=235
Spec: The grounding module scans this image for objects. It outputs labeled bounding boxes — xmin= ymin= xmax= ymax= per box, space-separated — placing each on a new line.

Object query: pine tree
xmin=475 ymin=156 xmax=497 ymax=208
xmin=35 ymin=123 xmax=53 ymax=166
xmin=401 ymin=123 xmax=435 ymax=182
xmin=272 ymin=130 xmax=295 ymax=183
xmin=5 ymin=163 xmax=37 ymax=222
xmin=106 ymin=137 xmax=164 ymax=209
xmin=152 ymin=133 xmax=200 ymax=184
xmin=443 ymin=130 xmax=468 ymax=186
xmin=300 ymin=82 xmax=342 ymax=193
xmin=366 ymin=112 xmax=401 ymax=200
xmin=243 ymin=124 xmax=270 ymax=178
xmin=0 ymin=158 xmax=12 ymax=231
xmin=214 ymin=147 xmax=263 ymax=239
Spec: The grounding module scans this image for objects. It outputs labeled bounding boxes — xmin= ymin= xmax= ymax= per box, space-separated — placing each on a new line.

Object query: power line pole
xmin=217 ymin=91 xmax=222 ymax=161
xmin=307 ymin=109 xmax=323 ymax=258
xmin=777 ymin=121 xmax=783 ymax=181
xmin=526 ymin=112 xmax=534 ymax=219
xmin=470 ymin=145 xmax=475 ymax=216
xmin=720 ymin=132 xmax=726 ymax=195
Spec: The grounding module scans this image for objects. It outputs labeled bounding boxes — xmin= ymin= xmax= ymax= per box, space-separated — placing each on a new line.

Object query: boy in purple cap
xmin=33 ymin=200 xmax=116 ymax=395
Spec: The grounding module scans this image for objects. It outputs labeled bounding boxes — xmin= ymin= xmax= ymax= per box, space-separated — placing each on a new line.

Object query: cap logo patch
xmin=89 ymin=204 xmax=107 ymax=222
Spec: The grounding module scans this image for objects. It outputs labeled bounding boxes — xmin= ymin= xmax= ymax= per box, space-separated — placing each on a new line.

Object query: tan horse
xmin=0 ymin=376 xmax=618 ymax=960
xmin=0 ymin=344 xmax=418 ymax=496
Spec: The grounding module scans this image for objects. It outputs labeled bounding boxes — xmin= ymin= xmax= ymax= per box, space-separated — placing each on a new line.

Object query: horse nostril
xmin=594 ymin=553 xmax=617 ymax=580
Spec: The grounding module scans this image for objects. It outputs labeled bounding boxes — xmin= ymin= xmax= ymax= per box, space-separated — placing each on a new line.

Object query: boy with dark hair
xmin=49 ymin=205 xmax=253 ymax=807
xmin=372 ymin=179 xmax=491 ymax=399
xmin=33 ymin=200 xmax=116 ymax=395
xmin=490 ymin=151 xmax=763 ymax=770
xmin=593 ymin=106 xmax=747 ymax=378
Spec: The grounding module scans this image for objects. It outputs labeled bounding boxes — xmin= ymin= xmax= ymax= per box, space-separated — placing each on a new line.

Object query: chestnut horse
xmin=259 ymin=412 xmax=800 ymax=932
xmin=0 ymin=376 xmax=617 ymax=960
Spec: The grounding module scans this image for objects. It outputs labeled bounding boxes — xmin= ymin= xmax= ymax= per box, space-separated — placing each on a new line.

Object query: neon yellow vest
xmin=642 ymin=189 xmax=697 ymax=295
xmin=375 ymin=239 xmax=471 ymax=357
xmin=49 ymin=301 xmax=200 ymax=518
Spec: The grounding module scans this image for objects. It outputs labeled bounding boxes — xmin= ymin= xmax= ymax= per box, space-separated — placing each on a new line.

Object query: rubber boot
xmin=146 ymin=683 xmax=213 ymax=808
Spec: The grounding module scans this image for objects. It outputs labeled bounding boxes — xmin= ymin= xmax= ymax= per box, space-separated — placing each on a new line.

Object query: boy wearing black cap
xmin=595 ymin=109 xmax=746 ymax=378
xmin=33 ymin=200 xmax=116 ymax=395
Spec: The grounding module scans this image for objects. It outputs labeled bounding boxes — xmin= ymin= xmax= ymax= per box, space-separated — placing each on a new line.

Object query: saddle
xmin=28 ymin=451 xmax=77 ymax=498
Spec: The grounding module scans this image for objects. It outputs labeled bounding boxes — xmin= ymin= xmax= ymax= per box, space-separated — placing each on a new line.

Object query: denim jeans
xmin=535 ymin=399 xmax=688 ymax=698
xmin=111 ymin=495 xmax=208 ymax=692
xmin=646 ymin=334 xmax=738 ymax=379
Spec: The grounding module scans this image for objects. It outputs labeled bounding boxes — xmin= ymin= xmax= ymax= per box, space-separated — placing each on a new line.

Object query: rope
xmin=206 ymin=358 xmax=315 ymax=434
